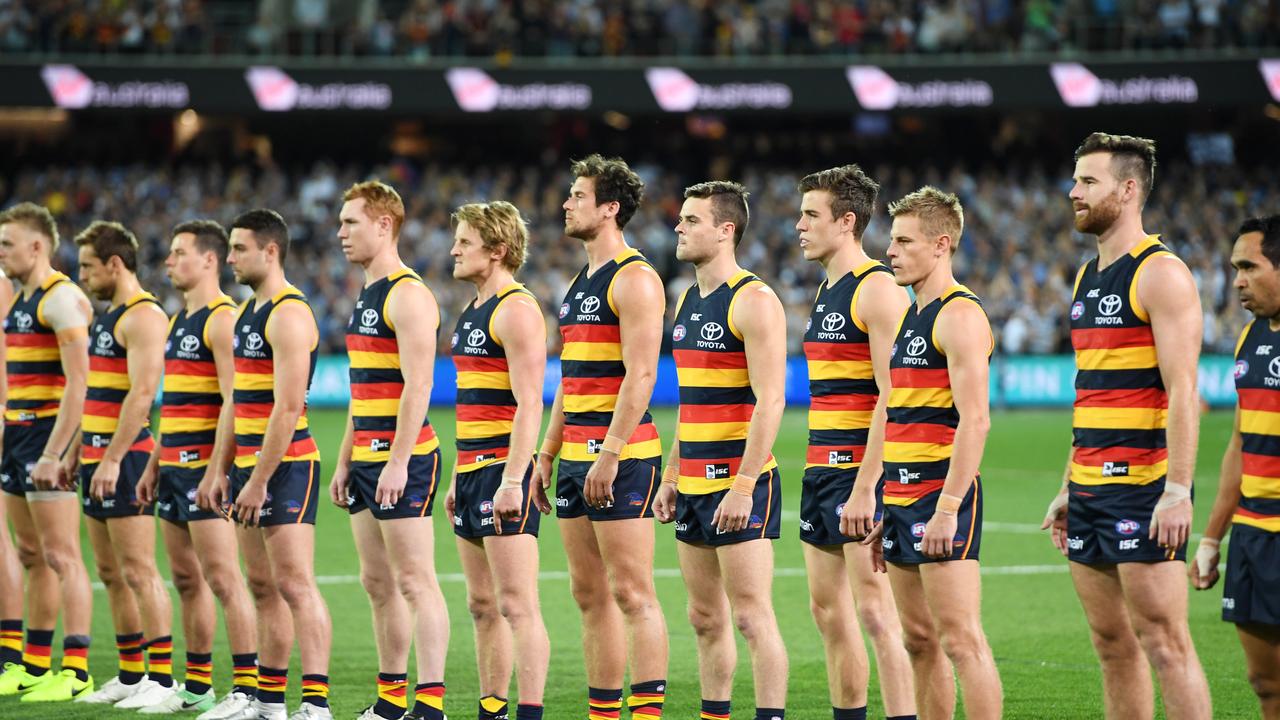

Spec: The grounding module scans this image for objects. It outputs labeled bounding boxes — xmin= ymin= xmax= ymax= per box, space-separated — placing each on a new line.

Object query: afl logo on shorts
xmin=911 ymin=522 xmax=927 ymax=538
xmin=1235 ymin=359 xmax=1249 ymax=379
xmin=1115 ymin=519 xmax=1140 ymax=536
xmin=480 ymin=500 xmax=493 ymax=514
xmin=1070 ymin=301 xmax=1085 ymax=320
xmin=559 ymin=303 xmax=570 ymax=319
xmin=672 ymin=324 xmax=686 ymax=342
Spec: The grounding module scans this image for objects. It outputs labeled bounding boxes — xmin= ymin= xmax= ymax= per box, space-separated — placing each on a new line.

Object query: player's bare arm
xmin=922 ymin=298 xmax=992 ymax=560
xmin=1139 ymin=254 xmax=1203 ymax=550
xmin=492 ymin=294 xmax=548 ymax=522
xmin=234 ymin=300 xmax=316 ymax=525
xmin=33 ymin=282 xmax=91 ymax=490
xmin=1191 ymin=408 xmax=1242 ymax=589
xmin=843 ymin=270 xmax=909 ymax=539
xmin=714 ymin=283 xmax=786 ymax=534
xmin=197 ymin=307 xmax=236 ymax=513
xmin=653 ymin=413 xmax=680 ymax=524
xmin=584 ymin=263 xmax=665 ymax=507
xmin=376 ymin=279 xmax=438 ymax=507
xmin=329 ymin=413 xmax=356 ymax=509
xmin=89 ymin=302 xmax=166 ymax=501
xmin=533 ymin=386 xmax=565 ymax=499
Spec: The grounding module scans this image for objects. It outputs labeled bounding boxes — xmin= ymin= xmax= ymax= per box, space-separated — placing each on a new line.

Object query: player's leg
xmin=108 ymin=515 xmax=176 ymax=692
xmin=561 ymin=515 xmax=626 ymax=712
xmin=263 ymin=522 xmax=333 ymax=709
xmin=82 ymin=515 xmax=146 ymax=701
xmin=160 ymin=519 xmax=216 ymax=701
xmin=719 ymin=539 xmax=787 ymax=712
xmin=484 ymin=533 xmax=549 ymax=709
xmin=886 ymin=564 xmax=953 ymax=719
xmin=188 ymin=517 xmax=260 ymax=709
xmin=27 ymin=495 xmax=92 ymax=637
xmin=1238 ymin=623 xmax=1280 ymax=719
xmin=677 ymin=541 xmax=735 ymax=711
xmin=595 ymin=517 xmax=669 ymax=717
xmin=2 ymin=494 xmax=59 ymax=685
xmin=380 ymin=515 xmax=449 ymax=719
xmin=236 ymin=524 xmax=293 ymax=709
xmin=844 ymin=541 xmax=916 ymax=718
xmin=457 ymin=535 xmax=513 ymax=716
xmin=1116 ymin=561 xmax=1211 ymax=720
xmin=803 ymin=542 xmax=868 ymax=712
xmin=351 ymin=509 xmax=411 ymax=717
xmin=918 ymin=560 xmax=1001 ymax=719
xmin=0 ymin=507 xmax=25 ymax=665
xmin=1069 ymin=562 xmax=1153 ymax=719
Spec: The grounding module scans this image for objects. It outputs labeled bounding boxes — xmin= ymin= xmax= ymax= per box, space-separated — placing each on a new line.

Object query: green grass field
xmin=1 ymin=408 xmax=1255 ymax=719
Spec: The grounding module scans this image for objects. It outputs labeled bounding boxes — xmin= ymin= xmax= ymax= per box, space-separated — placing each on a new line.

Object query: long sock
xmin=515 ymin=704 xmax=543 ymax=720
xmin=628 ymin=680 xmax=666 ymax=718
xmin=301 ymin=673 xmax=329 ymax=708
xmin=21 ymin=628 xmax=53 ymax=677
xmin=756 ymin=709 xmax=785 ymax=720
xmin=256 ymin=666 xmax=287 ymax=705
xmin=589 ymin=687 xmax=623 ymax=720
xmin=146 ymin=635 xmax=174 ymax=687
xmin=834 ymin=708 xmax=867 ymax=720
xmin=0 ymin=619 xmax=21 ymax=665
xmin=373 ymin=672 xmax=407 ymax=719
xmin=886 ymin=716 xmax=919 ymax=720
xmin=478 ymin=694 xmax=509 ymax=720
xmin=700 ymin=700 xmax=730 ymax=720
xmin=61 ymin=635 xmax=90 ymax=682
xmin=184 ymin=652 xmax=213 ymax=695
xmin=116 ymin=632 xmax=145 ymax=685
xmin=412 ymin=682 xmax=445 ymax=719
xmin=231 ymin=653 xmax=258 ymax=695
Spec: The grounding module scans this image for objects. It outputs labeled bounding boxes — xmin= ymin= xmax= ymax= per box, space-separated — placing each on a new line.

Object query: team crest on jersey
xmin=1071 ymin=301 xmax=1085 ymax=320
xmin=559 ymin=303 xmax=570 ymax=319
xmin=1236 ymin=359 xmax=1249 ymax=379
xmin=672 ymin=324 xmax=686 ymax=342
xmin=451 ymin=332 xmax=459 ymax=347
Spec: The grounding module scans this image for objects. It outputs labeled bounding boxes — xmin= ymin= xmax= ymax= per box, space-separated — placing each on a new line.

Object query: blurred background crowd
xmin=0 ymin=154 xmax=1266 ymax=357
xmin=1 ymin=0 xmax=1276 ymax=58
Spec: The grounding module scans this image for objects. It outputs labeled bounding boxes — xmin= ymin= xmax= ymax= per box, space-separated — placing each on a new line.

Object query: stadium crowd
xmin=0 ymin=157 xmax=1268 ymax=357
xmin=0 ymin=0 xmax=1275 ymax=57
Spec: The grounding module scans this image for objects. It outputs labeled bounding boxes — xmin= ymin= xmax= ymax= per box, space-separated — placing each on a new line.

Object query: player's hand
xmin=861 ymin=521 xmax=886 ymax=573
xmin=840 ymin=485 xmax=878 ymax=539
xmin=136 ymin=465 xmax=158 ymax=505
xmin=444 ymin=482 xmax=457 ymax=519
xmin=530 ymin=453 xmax=554 ymax=515
xmin=712 ymin=491 xmax=752 ymax=535
xmin=31 ymin=457 xmax=61 ymax=491
xmin=492 ymin=486 xmax=524 ymax=531
xmin=1149 ymin=490 xmax=1192 ymax=550
xmin=1189 ymin=537 xmax=1221 ymax=590
xmin=233 ymin=479 xmax=267 ymax=527
xmin=89 ymin=458 xmax=121 ymax=502
xmin=328 ymin=463 xmax=351 ymax=510
xmin=584 ymin=452 xmax=618 ymax=509
xmin=58 ymin=453 xmax=80 ymax=491
xmin=197 ymin=470 xmax=229 ymax=517
xmin=1041 ymin=488 xmax=1070 ymax=557
xmin=375 ymin=458 xmax=408 ymax=509
xmin=653 ymin=482 xmax=677 ymax=523
xmin=922 ymin=511 xmax=958 ymax=559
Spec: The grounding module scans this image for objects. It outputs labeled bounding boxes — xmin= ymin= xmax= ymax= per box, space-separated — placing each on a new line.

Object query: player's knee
xmin=1248 ymin=668 xmax=1280 ymax=703
xmin=938 ymin=625 xmax=989 ymax=664
xmin=1134 ymin=623 xmax=1192 ymax=672
xmin=731 ymin=604 xmax=772 ymax=641
xmin=609 ymin=579 xmax=654 ymax=618
xmin=467 ymin=593 xmax=499 ymax=624
xmin=170 ymin=564 xmax=205 ymax=599
xmin=569 ymin=574 xmax=610 ymax=613
xmin=360 ymin=567 xmax=395 ymax=603
xmin=16 ymin=540 xmax=43 ymax=570
xmin=901 ymin=625 xmax=938 ymax=658
xmin=495 ymin=589 xmax=534 ymax=625
xmin=687 ymin=604 xmax=728 ymax=638
xmin=245 ymin=572 xmax=279 ymax=604
xmin=202 ymin=568 xmax=239 ymax=601
xmin=275 ymin=573 xmax=317 ymax=608
xmin=855 ymin=601 xmax=895 ymax=643
xmin=808 ymin=594 xmax=840 ymax=633
xmin=43 ymin=545 xmax=81 ymax=576
xmin=394 ymin=569 xmax=434 ymax=605
xmin=121 ymin=560 xmax=160 ymax=593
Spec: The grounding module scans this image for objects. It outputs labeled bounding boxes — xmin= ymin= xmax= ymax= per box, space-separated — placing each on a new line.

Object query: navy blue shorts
xmin=882 ymin=479 xmax=982 ymax=565
xmin=1067 ymin=479 xmax=1188 ymax=565
xmin=555 ymin=457 xmax=660 ymax=521
xmin=1 ymin=418 xmax=55 ymax=496
xmin=675 ymin=468 xmax=781 ymax=547
xmin=229 ymin=461 xmax=320 ymax=526
xmin=800 ymin=468 xmax=884 ymax=546
xmin=347 ymin=450 xmax=442 ymax=520
xmin=157 ymin=466 xmax=222 ymax=523
xmin=1223 ymin=523 xmax=1280 ymax=626
xmin=81 ymin=450 xmax=154 ymax=520
xmin=452 ymin=461 xmax=540 ymax=539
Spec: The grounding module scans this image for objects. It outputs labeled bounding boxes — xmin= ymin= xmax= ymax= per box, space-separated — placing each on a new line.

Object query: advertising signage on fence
xmin=0 ymin=58 xmax=1270 ymax=114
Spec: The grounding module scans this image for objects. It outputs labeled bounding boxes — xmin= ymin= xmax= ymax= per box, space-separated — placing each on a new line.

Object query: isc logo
xmin=1119 ymin=538 xmax=1140 ymax=550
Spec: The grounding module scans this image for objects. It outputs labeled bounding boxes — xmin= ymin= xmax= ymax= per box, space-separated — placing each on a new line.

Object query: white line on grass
xmin=91 ymin=563 xmax=1085 ymax=591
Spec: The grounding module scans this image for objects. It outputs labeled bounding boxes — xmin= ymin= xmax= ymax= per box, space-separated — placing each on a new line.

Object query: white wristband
xmin=1194 ymin=537 xmax=1220 ymax=578
xmin=1155 ymin=482 xmax=1191 ymax=512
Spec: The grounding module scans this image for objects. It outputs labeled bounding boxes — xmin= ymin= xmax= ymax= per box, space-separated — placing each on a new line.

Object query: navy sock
xmin=515 ymin=703 xmax=543 ymax=720
xmin=835 ymin=708 xmax=867 ymax=720
xmin=701 ymin=699 xmax=730 ymax=719
xmin=756 ymin=709 xmax=785 ymax=720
